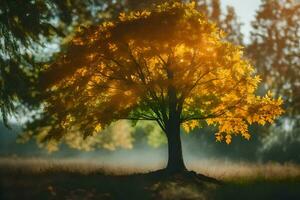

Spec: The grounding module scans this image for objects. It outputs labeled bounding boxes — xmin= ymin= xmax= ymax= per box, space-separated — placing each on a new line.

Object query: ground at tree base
xmin=1 ymin=165 xmax=300 ymax=200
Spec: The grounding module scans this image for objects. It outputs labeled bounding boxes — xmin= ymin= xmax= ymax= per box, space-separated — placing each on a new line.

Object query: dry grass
xmin=188 ymin=159 xmax=300 ymax=182
xmin=0 ymin=157 xmax=161 ymax=175
xmin=1 ymin=157 xmax=300 ymax=199
xmin=1 ymin=157 xmax=300 ymax=182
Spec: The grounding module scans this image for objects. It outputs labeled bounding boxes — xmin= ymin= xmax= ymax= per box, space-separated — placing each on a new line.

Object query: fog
xmin=1 ymin=120 xmax=299 ymax=169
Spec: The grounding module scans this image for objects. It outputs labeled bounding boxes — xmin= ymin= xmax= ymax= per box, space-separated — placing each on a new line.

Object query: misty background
xmin=1 ymin=120 xmax=299 ymax=166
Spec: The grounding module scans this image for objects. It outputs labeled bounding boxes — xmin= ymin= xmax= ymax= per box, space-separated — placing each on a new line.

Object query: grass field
xmin=1 ymin=158 xmax=300 ymax=200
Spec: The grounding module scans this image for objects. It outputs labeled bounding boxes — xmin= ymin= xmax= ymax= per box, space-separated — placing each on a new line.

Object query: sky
xmin=221 ymin=0 xmax=262 ymax=43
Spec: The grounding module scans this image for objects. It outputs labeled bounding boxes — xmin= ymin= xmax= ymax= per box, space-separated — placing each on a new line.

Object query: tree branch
xmin=116 ymin=117 xmax=157 ymax=121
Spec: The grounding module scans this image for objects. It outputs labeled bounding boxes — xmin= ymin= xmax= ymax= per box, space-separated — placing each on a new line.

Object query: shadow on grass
xmin=0 ymin=168 xmax=221 ymax=200
xmin=215 ymin=179 xmax=300 ymax=200
xmin=0 ymin=168 xmax=300 ymax=200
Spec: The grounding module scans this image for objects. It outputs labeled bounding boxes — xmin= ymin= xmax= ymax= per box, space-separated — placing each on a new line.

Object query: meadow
xmin=1 ymin=158 xmax=300 ymax=200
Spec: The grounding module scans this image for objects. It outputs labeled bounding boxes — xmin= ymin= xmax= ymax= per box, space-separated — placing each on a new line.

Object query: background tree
xmin=195 ymin=0 xmax=244 ymax=45
xmin=0 ymin=0 xmax=60 ymax=125
xmin=0 ymin=0 xmax=127 ymax=126
xmin=222 ymin=6 xmax=244 ymax=45
xmin=27 ymin=3 xmax=283 ymax=173
xmin=247 ymin=0 xmax=300 ymax=160
xmin=249 ymin=0 xmax=300 ymax=115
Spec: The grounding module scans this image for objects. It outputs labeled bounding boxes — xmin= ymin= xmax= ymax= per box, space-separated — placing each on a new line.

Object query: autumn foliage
xmin=30 ymin=2 xmax=284 ymax=171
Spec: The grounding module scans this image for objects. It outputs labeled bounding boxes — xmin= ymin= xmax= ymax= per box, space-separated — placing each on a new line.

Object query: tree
xmin=29 ymin=2 xmax=283 ymax=173
xmin=248 ymin=0 xmax=300 ymax=158
xmin=0 ymin=0 xmax=126 ymax=126
xmin=222 ymin=6 xmax=244 ymax=45
xmin=0 ymin=0 xmax=61 ymax=125
xmin=248 ymin=0 xmax=300 ymax=116
xmin=195 ymin=0 xmax=244 ymax=45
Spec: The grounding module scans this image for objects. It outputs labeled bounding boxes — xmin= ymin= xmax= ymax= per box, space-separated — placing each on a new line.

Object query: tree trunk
xmin=165 ymin=117 xmax=187 ymax=173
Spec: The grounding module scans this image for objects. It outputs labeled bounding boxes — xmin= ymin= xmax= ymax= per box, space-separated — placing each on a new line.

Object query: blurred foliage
xmin=19 ymin=120 xmax=135 ymax=152
xmin=248 ymin=0 xmax=300 ymax=156
xmin=0 ymin=0 xmax=128 ymax=126
xmin=195 ymin=0 xmax=244 ymax=45
xmin=248 ymin=0 xmax=300 ymax=116
xmin=136 ymin=121 xmax=167 ymax=148
xmin=0 ymin=0 xmax=59 ymax=125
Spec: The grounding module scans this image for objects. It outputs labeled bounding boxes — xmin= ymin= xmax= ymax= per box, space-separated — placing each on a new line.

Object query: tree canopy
xmin=28 ymin=2 xmax=283 ymax=146
xmin=0 ymin=0 xmax=244 ymax=127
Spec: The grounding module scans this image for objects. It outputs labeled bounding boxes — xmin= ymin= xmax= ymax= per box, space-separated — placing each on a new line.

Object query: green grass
xmin=0 ymin=158 xmax=300 ymax=200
